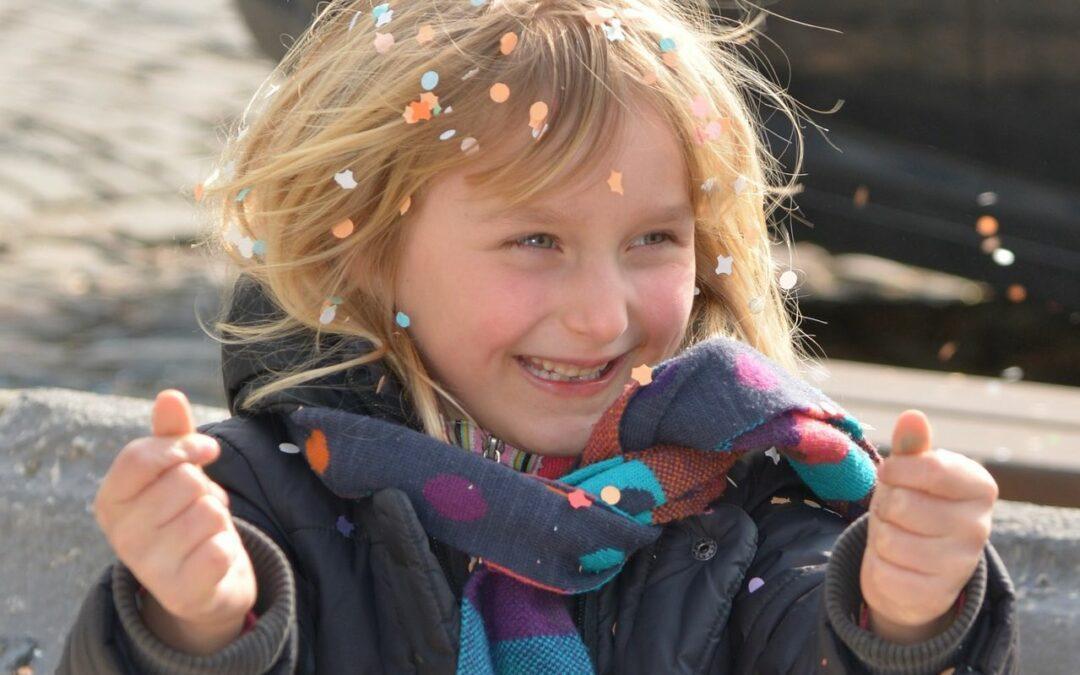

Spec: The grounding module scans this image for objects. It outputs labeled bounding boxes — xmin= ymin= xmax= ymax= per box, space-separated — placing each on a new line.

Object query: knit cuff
xmin=824 ymin=513 xmax=988 ymax=675
xmin=112 ymin=517 xmax=296 ymax=675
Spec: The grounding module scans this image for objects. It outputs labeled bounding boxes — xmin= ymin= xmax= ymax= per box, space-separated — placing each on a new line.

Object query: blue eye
xmin=510 ymin=231 xmax=676 ymax=251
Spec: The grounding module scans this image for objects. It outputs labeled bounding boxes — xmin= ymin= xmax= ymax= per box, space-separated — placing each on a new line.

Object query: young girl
xmin=61 ymin=0 xmax=1018 ymax=673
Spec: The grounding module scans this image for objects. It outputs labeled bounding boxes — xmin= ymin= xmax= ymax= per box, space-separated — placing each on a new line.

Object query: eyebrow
xmin=482 ymin=202 xmax=695 ymax=229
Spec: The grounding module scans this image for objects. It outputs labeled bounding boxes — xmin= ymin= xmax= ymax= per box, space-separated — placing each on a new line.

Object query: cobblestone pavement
xmin=0 ymin=0 xmax=275 ymax=408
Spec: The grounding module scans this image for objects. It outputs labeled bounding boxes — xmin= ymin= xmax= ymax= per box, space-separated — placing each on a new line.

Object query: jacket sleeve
xmin=725 ymin=458 xmax=1019 ymax=674
xmin=57 ymin=517 xmax=297 ymax=675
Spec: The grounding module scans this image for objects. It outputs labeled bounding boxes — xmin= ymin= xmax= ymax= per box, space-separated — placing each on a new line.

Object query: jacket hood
xmin=219 ymin=274 xmax=422 ymax=430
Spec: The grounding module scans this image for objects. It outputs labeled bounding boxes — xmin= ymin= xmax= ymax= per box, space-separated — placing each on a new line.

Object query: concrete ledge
xmin=1 ymin=387 xmax=1077 ymax=674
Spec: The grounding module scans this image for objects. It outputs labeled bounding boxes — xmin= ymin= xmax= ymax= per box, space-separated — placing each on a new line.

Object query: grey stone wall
xmin=0 ymin=387 xmax=1076 ymax=673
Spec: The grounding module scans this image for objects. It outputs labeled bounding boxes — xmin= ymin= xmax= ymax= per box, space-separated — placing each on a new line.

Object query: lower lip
xmin=515 ymin=353 xmax=627 ymax=398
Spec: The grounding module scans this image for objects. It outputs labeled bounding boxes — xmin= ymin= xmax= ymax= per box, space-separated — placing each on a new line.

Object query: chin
xmin=513 ymin=426 xmax=590 ymax=458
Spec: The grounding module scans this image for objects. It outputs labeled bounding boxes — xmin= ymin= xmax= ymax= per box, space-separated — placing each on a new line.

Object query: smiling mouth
xmin=514 ymin=354 xmax=624 ymax=383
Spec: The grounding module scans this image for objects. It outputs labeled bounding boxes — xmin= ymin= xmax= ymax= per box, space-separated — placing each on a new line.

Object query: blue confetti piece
xmin=395 ymin=311 xmax=411 ymax=328
xmin=234 ymin=187 xmax=252 ymax=202
xmin=659 ymin=37 xmax=676 ymax=53
xmin=372 ymin=3 xmax=389 ymax=20
xmin=421 ymin=70 xmax=439 ymax=91
xmin=470 ymin=0 xmax=487 ymax=6
xmin=252 ymin=239 xmax=266 ymax=256
xmin=335 ymin=514 xmax=355 ymax=538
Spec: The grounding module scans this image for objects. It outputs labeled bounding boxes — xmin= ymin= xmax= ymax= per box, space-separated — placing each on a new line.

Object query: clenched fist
xmin=92 ymin=389 xmax=256 ymax=654
xmin=860 ymin=409 xmax=998 ymax=644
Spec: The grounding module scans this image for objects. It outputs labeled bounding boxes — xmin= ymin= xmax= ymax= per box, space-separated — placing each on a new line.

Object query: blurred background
xmin=0 ymin=1 xmax=1077 ymax=672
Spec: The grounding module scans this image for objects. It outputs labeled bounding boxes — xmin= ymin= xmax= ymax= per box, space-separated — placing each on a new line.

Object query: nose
xmin=560 ymin=258 xmax=630 ymax=346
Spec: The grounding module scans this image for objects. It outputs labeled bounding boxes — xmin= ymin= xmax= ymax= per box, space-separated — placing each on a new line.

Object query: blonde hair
xmin=196 ymin=0 xmax=819 ymax=443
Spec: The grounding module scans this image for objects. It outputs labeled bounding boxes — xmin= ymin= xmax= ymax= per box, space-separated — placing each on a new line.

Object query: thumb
xmin=890 ymin=409 xmax=933 ymax=456
xmin=151 ymin=389 xmax=197 ymax=438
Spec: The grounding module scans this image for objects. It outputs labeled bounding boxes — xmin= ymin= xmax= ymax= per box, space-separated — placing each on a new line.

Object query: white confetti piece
xmin=279 ymin=443 xmax=301 ymax=454
xmin=335 ymin=170 xmax=358 ymax=189
xmin=748 ymin=296 xmax=765 ymax=314
xmin=803 ymin=498 xmax=821 ymax=509
xmin=765 ymin=447 xmax=780 ymax=464
xmin=733 ymin=175 xmax=749 ymax=195
xmin=439 ymin=129 xmax=457 ymax=141
xmin=714 ymin=254 xmax=733 ymax=276
xmin=319 ymin=304 xmax=337 ymax=325
xmin=778 ymin=270 xmax=798 ymax=290
xmin=992 ymin=248 xmax=1015 ymax=266
xmin=748 ymin=577 xmax=764 ymax=593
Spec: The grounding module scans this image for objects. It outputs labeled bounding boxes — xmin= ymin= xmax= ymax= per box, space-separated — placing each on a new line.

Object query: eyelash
xmin=510 ymin=231 xmax=677 ymax=251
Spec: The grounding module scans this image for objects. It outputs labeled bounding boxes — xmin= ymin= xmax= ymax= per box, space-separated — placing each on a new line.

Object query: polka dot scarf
xmin=283 ymin=333 xmax=883 ymax=674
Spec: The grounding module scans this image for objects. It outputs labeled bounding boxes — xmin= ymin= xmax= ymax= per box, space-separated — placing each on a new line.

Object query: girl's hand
xmin=860 ymin=409 xmax=998 ymax=644
xmin=92 ymin=389 xmax=257 ymax=654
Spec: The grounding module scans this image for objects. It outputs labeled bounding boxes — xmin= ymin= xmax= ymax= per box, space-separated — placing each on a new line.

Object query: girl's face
xmin=393 ymin=102 xmax=697 ymax=456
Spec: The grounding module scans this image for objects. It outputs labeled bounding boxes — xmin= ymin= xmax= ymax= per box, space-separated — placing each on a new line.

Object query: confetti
xmin=279 ymin=442 xmax=301 ymax=454
xmin=235 ymin=187 xmax=252 ymax=202
xmin=602 ymin=18 xmax=626 ymax=42
xmin=691 ymin=95 xmax=710 ymax=119
xmin=319 ymin=304 xmax=337 ymax=325
xmin=607 ymin=170 xmax=623 ymax=194
xmin=336 ymin=514 xmax=355 ymax=537
xmin=421 ymin=70 xmax=439 ymax=91
xmin=747 ymin=577 xmax=764 ymax=593
xmin=658 ymin=37 xmax=677 ymax=52
xmin=374 ymin=32 xmax=395 ymax=54
xmin=714 ymin=254 xmax=733 ymax=276
xmin=463 ymin=67 xmax=480 ymax=80
xmin=853 ymin=184 xmax=870 ymax=208
xmin=403 ymin=98 xmax=433 ymax=124
xmin=702 ymin=119 xmax=727 ymax=141
xmin=661 ymin=50 xmax=680 ymax=69
xmin=236 ymin=237 xmax=255 ymax=259
xmin=528 ymin=101 xmax=549 ymax=139
xmin=1007 ymin=284 xmax=1026 ymax=302
xmin=779 ymin=270 xmax=798 ymax=290
xmin=693 ymin=286 xmax=701 ymax=296
xmin=748 ymin=296 xmax=765 ymax=314
xmin=417 ymin=24 xmax=435 ymax=44
xmin=439 ymin=129 xmax=457 ymax=140
xmin=395 ymin=311 xmax=411 ymax=328
xmin=331 ymin=218 xmax=355 ymax=238
xmin=400 ymin=195 xmax=412 ymax=214
xmin=992 ymin=248 xmax=1015 ymax=266
xmin=976 ymin=215 xmax=999 ymax=237
xmin=701 ymin=177 xmax=717 ymax=192
xmin=765 ymin=447 xmax=781 ymax=464
xmin=600 ymin=485 xmax=622 ymax=505
xmin=499 ymin=32 xmax=518 ymax=55
xmin=937 ymin=340 xmax=958 ymax=361
xmin=727 ymin=476 xmax=738 ymax=487
xmin=193 ymin=183 xmax=205 ymax=202
xmin=372 ymin=3 xmax=392 ymax=28
xmin=976 ymin=191 xmax=998 ymax=207
xmin=803 ymin=498 xmax=821 ymax=509
xmin=631 ymin=364 xmax=653 ymax=385
xmin=980 ymin=236 xmax=1000 ymax=253
xmin=770 ymin=496 xmax=791 ymax=505
xmin=733 ymin=175 xmax=749 ymax=195
xmin=252 ymin=240 xmax=266 ymax=257
xmin=568 ymin=489 xmax=591 ymax=509
xmin=334 ymin=170 xmax=358 ymax=189
xmin=460 ymin=136 xmax=479 ymax=154
xmin=490 ymin=82 xmax=510 ymax=103
xmin=470 ymin=0 xmax=486 ymax=5
xmin=348 ymin=10 xmax=361 ymax=31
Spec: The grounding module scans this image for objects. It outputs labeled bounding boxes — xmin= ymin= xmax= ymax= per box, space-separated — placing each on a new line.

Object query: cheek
xmin=637 ymin=264 xmax=694 ymax=331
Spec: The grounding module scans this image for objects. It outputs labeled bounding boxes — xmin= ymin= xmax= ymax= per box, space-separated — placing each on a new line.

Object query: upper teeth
xmin=522 ymin=356 xmax=609 ymax=378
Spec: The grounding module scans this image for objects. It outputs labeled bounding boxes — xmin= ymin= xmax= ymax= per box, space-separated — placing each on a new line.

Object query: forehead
xmin=438 ymin=100 xmax=692 ymax=221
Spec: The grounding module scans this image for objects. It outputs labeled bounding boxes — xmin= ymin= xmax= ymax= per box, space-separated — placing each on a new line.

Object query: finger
xmin=98 ymin=435 xmax=219 ymax=510
xmin=113 ymin=463 xmax=218 ymax=531
xmin=873 ymin=483 xmax=993 ymax=543
xmin=878 ymin=449 xmax=999 ymax=502
xmin=176 ymin=530 xmax=245 ymax=614
xmin=152 ymin=389 xmax=196 ymax=438
xmin=861 ymin=550 xmax=958 ymax=624
xmin=890 ymin=409 xmax=932 ymax=456
xmin=148 ymin=494 xmax=235 ymax=582
xmin=869 ymin=515 xmax=977 ymax=579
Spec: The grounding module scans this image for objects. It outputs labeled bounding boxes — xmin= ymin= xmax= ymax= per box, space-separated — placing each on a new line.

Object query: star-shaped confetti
xmin=403 ymin=98 xmax=433 ymax=124
xmin=568 ymin=489 xmax=591 ymax=509
xmin=765 ymin=446 xmax=780 ymax=464
xmin=374 ymin=31 xmax=395 ymax=54
xmin=334 ymin=170 xmax=357 ymax=189
xmin=715 ymin=254 xmax=733 ymax=276
xmin=631 ymin=364 xmax=652 ymax=385
xmin=602 ymin=18 xmax=626 ymax=41
xmin=607 ymin=170 xmax=623 ymax=194
xmin=336 ymin=515 xmax=355 ymax=537
xmin=417 ymin=24 xmax=435 ymax=44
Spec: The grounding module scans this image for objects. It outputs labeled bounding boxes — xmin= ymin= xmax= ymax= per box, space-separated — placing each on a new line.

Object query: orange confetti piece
xmin=193 ymin=183 xmax=205 ymax=202
xmin=568 ymin=489 xmax=592 ymax=509
xmin=1007 ymin=284 xmax=1026 ymax=302
xmin=417 ymin=24 xmax=435 ymax=44
xmin=490 ymin=83 xmax=510 ymax=103
xmin=331 ymin=218 xmax=355 ymax=238
xmin=607 ymin=170 xmax=623 ymax=195
xmin=499 ymin=32 xmax=518 ymax=55
xmin=404 ymin=99 xmax=432 ymax=124
xmin=976 ymin=214 xmax=999 ymax=237
xmin=374 ymin=31 xmax=395 ymax=54
xmin=529 ymin=101 xmax=549 ymax=127
xmin=306 ymin=429 xmax=330 ymax=475
xmin=399 ymin=195 xmax=411 ymax=215
xmin=642 ymin=68 xmax=659 ymax=85
xmin=631 ymin=364 xmax=652 ymax=385
xmin=661 ymin=50 xmax=680 ymax=69
xmin=600 ymin=485 xmax=622 ymax=505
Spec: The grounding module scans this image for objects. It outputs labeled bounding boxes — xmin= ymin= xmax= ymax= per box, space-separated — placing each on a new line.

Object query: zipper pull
xmin=482 ymin=434 xmax=504 ymax=462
